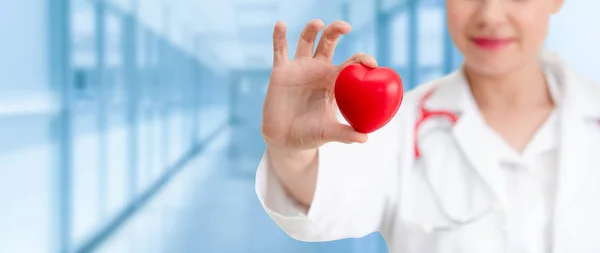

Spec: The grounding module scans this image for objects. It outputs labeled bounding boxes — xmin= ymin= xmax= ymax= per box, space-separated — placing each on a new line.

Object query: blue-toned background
xmin=1 ymin=0 xmax=599 ymax=252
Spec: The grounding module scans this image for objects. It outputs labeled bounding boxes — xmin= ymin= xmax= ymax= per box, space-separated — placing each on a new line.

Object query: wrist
xmin=266 ymin=144 xmax=318 ymax=172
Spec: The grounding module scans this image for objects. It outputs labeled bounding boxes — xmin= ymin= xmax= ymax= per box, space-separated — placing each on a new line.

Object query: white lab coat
xmin=254 ymin=50 xmax=600 ymax=253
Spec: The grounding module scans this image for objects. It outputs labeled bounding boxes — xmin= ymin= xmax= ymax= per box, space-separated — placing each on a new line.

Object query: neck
xmin=465 ymin=59 xmax=554 ymax=110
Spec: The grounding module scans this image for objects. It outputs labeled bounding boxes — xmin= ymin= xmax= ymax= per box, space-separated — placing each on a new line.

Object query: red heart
xmin=334 ymin=63 xmax=404 ymax=134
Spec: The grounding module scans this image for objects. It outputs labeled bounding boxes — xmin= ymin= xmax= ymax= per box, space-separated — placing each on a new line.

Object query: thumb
xmin=323 ymin=123 xmax=369 ymax=144
xmin=338 ymin=52 xmax=378 ymax=71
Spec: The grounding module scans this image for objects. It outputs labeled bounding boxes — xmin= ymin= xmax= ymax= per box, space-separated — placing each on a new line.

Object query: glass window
xmin=417 ymin=6 xmax=444 ymax=67
xmin=136 ymin=28 xmax=153 ymax=193
xmin=104 ymin=11 xmax=130 ymax=218
xmin=349 ymin=0 xmax=375 ymax=31
xmin=390 ymin=13 xmax=409 ymax=67
xmin=69 ymin=0 xmax=103 ymax=245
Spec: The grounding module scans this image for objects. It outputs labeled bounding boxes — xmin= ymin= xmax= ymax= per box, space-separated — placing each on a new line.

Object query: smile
xmin=471 ymin=37 xmax=513 ymax=51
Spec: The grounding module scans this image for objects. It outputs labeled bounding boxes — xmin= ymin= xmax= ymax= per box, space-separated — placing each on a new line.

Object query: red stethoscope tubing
xmin=414 ymin=88 xmax=460 ymax=159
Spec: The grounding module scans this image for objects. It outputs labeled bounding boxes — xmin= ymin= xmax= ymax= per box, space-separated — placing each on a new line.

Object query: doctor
xmin=257 ymin=0 xmax=600 ymax=252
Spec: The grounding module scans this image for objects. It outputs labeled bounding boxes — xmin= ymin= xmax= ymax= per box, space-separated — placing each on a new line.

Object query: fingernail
xmin=369 ymin=58 xmax=378 ymax=67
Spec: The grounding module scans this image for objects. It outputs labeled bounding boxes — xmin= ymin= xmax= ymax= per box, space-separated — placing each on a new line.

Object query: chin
xmin=462 ymin=53 xmax=524 ymax=77
xmin=463 ymin=61 xmax=513 ymax=76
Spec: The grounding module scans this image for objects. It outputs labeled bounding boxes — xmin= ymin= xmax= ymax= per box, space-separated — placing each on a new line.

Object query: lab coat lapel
xmin=548 ymin=52 xmax=600 ymax=252
xmin=451 ymin=107 xmax=510 ymax=209
xmin=424 ymin=70 xmax=510 ymax=209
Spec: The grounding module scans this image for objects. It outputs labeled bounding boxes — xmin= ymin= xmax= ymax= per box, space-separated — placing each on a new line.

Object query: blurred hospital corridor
xmin=2 ymin=0 xmax=600 ymax=252
xmin=92 ymin=125 xmax=384 ymax=253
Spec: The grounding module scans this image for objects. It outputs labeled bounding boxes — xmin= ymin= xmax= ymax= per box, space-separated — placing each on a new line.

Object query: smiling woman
xmin=446 ymin=0 xmax=563 ymax=75
xmin=257 ymin=0 xmax=600 ymax=252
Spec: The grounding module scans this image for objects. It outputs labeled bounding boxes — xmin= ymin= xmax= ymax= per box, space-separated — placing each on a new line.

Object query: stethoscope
xmin=413 ymin=88 xmax=459 ymax=159
xmin=413 ymin=88 xmax=505 ymax=231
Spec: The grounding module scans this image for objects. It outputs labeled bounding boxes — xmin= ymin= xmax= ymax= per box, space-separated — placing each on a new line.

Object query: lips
xmin=471 ymin=37 xmax=512 ymax=50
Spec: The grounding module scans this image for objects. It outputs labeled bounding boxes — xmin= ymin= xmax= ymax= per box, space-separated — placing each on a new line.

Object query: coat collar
xmin=422 ymin=50 xmax=600 ymax=120
xmin=420 ymin=68 xmax=472 ymax=115
xmin=540 ymin=50 xmax=600 ymax=119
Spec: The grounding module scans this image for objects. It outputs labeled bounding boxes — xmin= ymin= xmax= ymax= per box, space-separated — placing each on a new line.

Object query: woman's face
xmin=446 ymin=0 xmax=564 ymax=75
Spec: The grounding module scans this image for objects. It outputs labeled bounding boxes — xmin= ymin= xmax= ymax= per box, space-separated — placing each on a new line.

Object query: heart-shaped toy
xmin=334 ymin=63 xmax=404 ymax=134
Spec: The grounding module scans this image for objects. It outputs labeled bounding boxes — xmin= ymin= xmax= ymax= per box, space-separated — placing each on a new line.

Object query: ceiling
xmin=165 ymin=0 xmax=348 ymax=70
xmin=126 ymin=0 xmax=417 ymax=70
xmin=82 ymin=0 xmax=440 ymax=70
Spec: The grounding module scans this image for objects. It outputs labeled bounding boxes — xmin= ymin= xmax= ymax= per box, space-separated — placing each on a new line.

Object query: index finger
xmin=313 ymin=20 xmax=352 ymax=61
xmin=272 ymin=21 xmax=289 ymax=67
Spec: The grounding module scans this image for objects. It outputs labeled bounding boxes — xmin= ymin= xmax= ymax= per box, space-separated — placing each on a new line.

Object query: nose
xmin=477 ymin=0 xmax=505 ymax=30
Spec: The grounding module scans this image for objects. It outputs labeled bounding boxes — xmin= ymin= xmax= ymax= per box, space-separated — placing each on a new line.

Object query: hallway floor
xmin=93 ymin=125 xmax=387 ymax=253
